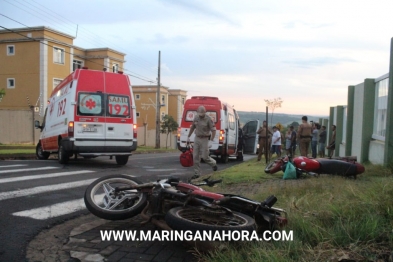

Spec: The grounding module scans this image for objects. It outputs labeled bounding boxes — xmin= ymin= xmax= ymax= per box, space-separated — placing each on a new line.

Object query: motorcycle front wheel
xmin=165 ymin=206 xmax=256 ymax=234
xmin=84 ymin=174 xmax=147 ymax=220
xmin=264 ymin=158 xmax=284 ymax=174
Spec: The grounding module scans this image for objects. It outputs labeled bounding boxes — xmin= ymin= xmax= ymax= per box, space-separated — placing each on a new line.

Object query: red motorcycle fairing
xmin=176 ymin=182 xmax=224 ymax=200
xmin=292 ymin=156 xmax=321 ymax=172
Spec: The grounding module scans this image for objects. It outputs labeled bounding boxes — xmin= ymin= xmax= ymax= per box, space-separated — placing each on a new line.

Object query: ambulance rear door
xmin=104 ymin=72 xmax=134 ymax=149
xmin=74 ymin=70 xmax=106 ymax=149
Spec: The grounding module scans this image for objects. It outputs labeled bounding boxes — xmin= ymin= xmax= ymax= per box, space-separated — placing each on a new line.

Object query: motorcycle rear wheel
xmin=165 ymin=206 xmax=256 ymax=234
xmin=84 ymin=174 xmax=147 ymax=220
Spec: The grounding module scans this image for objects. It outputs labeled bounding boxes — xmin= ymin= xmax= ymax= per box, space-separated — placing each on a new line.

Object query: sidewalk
xmin=27 ymin=213 xmax=197 ymax=262
xmin=26 ymin=178 xmax=309 ymax=262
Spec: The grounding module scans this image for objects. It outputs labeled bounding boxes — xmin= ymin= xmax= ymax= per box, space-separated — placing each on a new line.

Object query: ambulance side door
xmin=242 ymin=120 xmax=260 ymax=154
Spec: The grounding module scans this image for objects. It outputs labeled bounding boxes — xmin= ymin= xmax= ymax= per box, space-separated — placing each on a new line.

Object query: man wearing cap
xmin=187 ymin=106 xmax=218 ymax=179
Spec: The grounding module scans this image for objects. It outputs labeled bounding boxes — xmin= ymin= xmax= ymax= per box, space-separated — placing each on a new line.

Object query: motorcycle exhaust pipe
xmin=260 ymin=195 xmax=277 ymax=208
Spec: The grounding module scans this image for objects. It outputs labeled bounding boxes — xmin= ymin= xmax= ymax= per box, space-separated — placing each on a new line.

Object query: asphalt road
xmin=0 ymin=153 xmax=255 ymax=261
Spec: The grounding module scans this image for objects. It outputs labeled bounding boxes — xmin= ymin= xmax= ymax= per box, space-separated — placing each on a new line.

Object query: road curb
xmin=0 ymin=150 xmax=178 ymax=161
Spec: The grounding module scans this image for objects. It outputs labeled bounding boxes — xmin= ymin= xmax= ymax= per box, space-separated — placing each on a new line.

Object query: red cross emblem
xmin=85 ymin=99 xmax=96 ymax=110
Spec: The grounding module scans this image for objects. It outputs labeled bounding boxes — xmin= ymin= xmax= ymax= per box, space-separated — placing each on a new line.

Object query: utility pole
xmin=155 ymin=51 xmax=161 ymax=148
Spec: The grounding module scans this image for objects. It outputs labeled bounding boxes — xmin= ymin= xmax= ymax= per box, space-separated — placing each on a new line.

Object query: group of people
xmin=257 ymin=116 xmax=337 ymax=161
xmin=186 ymin=107 xmax=337 ymax=179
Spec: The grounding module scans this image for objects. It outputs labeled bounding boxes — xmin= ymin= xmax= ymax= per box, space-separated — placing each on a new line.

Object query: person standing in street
xmin=187 ymin=106 xmax=218 ymax=179
xmin=311 ymin=122 xmax=318 ymax=158
xmin=318 ymin=125 xmax=327 ymax=158
xmin=256 ymin=120 xmax=272 ymax=162
xmin=270 ymin=126 xmax=282 ymax=158
xmin=327 ymin=125 xmax=336 ymax=158
xmin=290 ymin=125 xmax=297 ymax=157
xmin=297 ymin=116 xmax=312 ymax=156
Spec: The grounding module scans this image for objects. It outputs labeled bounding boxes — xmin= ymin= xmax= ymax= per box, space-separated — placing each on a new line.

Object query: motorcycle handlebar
xmin=194 ymin=179 xmax=222 ymax=187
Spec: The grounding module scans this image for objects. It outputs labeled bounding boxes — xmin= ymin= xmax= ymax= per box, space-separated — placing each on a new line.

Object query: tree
xmin=264 ymin=97 xmax=283 ymax=125
xmin=0 ymin=89 xmax=5 ymax=103
xmin=160 ymin=115 xmax=179 ymax=149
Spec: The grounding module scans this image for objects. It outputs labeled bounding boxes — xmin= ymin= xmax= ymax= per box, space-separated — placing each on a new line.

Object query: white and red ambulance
xmin=177 ymin=96 xmax=242 ymax=163
xmin=35 ymin=68 xmax=137 ymax=165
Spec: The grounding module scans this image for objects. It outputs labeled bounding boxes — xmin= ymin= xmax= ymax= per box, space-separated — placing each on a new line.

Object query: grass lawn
xmin=197 ymin=160 xmax=393 ymax=262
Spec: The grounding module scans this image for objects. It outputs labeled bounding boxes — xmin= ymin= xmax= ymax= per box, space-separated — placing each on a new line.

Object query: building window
xmin=53 ymin=78 xmax=63 ymax=89
xmin=135 ymin=94 xmax=140 ymax=100
xmin=7 ymin=78 xmax=15 ymax=89
xmin=372 ymin=77 xmax=388 ymax=141
xmin=73 ymin=60 xmax=83 ymax=71
xmin=7 ymin=45 xmax=15 ymax=55
xmin=161 ymin=94 xmax=165 ymax=105
xmin=161 ymin=112 xmax=166 ymax=121
xmin=53 ymin=47 xmax=65 ymax=64
xmin=112 ymin=63 xmax=119 ymax=73
xmin=182 ymin=97 xmax=185 ymax=104
xmin=136 ymin=112 xmax=140 ymax=118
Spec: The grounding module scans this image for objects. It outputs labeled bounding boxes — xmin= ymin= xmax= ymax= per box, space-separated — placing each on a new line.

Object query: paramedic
xmin=187 ymin=106 xmax=218 ymax=179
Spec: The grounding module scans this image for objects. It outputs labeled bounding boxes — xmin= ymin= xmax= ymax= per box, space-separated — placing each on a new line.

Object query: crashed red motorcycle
xmin=84 ymin=175 xmax=287 ymax=233
xmin=264 ymin=155 xmax=365 ymax=179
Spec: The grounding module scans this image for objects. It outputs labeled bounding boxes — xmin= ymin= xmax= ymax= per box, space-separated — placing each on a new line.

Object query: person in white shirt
xmin=270 ymin=126 xmax=282 ymax=158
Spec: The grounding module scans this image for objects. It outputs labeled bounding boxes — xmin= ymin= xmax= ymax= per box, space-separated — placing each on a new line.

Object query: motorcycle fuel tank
xmin=293 ymin=156 xmax=320 ymax=171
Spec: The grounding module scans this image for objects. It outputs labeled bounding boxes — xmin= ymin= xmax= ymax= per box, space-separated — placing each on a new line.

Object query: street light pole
xmin=155 ymin=51 xmax=161 ymax=149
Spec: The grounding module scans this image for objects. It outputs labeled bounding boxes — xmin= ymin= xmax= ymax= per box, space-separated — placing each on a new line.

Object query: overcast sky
xmin=1 ymin=0 xmax=393 ymax=116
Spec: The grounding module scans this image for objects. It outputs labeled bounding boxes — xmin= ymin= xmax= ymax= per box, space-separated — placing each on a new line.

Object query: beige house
xmin=0 ymin=26 xmax=125 ymax=114
xmin=0 ymin=26 xmax=188 ymax=147
xmin=132 ymin=85 xmax=187 ymax=147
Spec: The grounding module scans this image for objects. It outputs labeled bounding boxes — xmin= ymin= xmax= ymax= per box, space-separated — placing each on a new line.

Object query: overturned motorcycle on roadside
xmin=84 ymin=175 xmax=287 ymax=238
xmin=264 ymin=155 xmax=365 ymax=179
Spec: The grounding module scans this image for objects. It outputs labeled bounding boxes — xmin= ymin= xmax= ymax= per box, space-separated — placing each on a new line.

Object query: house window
xmin=112 ymin=63 xmax=119 ymax=73
xmin=136 ymin=112 xmax=140 ymax=118
xmin=135 ymin=94 xmax=140 ymax=100
xmin=182 ymin=97 xmax=185 ymax=104
xmin=161 ymin=94 xmax=165 ymax=105
xmin=7 ymin=45 xmax=15 ymax=55
xmin=73 ymin=60 xmax=83 ymax=71
xmin=161 ymin=112 xmax=166 ymax=121
xmin=7 ymin=78 xmax=15 ymax=89
xmin=53 ymin=47 xmax=65 ymax=64
xmin=372 ymin=77 xmax=388 ymax=141
xmin=53 ymin=78 xmax=63 ymax=89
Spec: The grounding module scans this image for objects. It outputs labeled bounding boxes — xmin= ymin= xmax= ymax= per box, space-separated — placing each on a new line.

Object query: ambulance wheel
xmin=220 ymin=154 xmax=229 ymax=164
xmin=36 ymin=142 xmax=50 ymax=160
xmin=116 ymin=155 xmax=129 ymax=165
xmin=58 ymin=143 xmax=69 ymax=164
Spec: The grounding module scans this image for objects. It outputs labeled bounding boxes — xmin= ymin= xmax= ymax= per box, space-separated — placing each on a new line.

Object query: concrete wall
xmin=137 ymin=126 xmax=177 ymax=149
xmin=351 ymin=82 xmax=364 ymax=160
xmin=0 ymin=109 xmax=42 ymax=144
xmin=369 ymin=140 xmax=385 ymax=164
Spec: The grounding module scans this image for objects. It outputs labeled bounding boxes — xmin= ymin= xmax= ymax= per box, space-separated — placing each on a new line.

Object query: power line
xmin=7 ymin=0 xmax=158 ymax=74
xmin=0 ymin=22 xmax=156 ymax=83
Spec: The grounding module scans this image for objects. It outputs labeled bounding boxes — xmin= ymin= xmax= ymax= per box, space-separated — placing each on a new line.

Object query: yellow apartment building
xmin=0 ymin=26 xmax=125 ymax=114
xmin=132 ymin=85 xmax=187 ymax=146
xmin=0 ymin=26 xmax=188 ymax=146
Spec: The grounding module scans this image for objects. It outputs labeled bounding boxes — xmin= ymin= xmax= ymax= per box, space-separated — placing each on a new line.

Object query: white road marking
xmin=146 ymin=169 xmax=178 ymax=172
xmin=12 ymin=194 xmax=105 ymax=219
xmin=13 ymin=198 xmax=86 ymax=219
xmin=0 ymin=179 xmax=96 ymax=201
xmin=0 ymin=166 xmax=58 ymax=174
xmin=0 ymin=170 xmax=95 ymax=184
xmin=0 ymin=164 xmax=27 ymax=168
